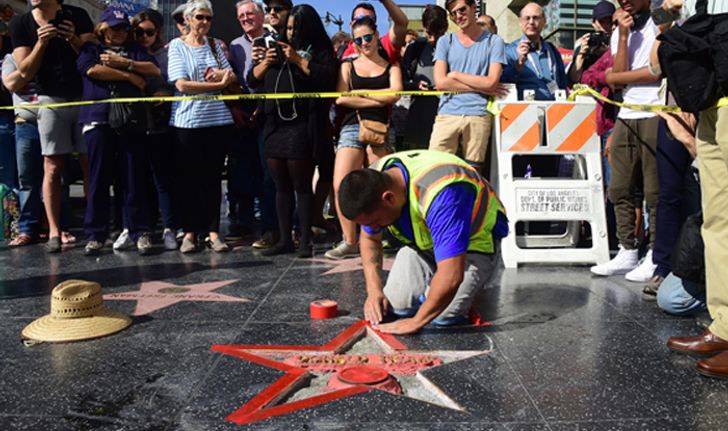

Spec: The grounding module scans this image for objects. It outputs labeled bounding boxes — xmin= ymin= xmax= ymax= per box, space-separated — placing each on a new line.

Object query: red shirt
xmin=342 ymin=33 xmax=400 ymax=64
xmin=580 ymin=49 xmax=616 ymax=137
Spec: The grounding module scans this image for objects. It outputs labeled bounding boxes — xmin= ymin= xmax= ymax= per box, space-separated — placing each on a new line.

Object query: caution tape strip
xmin=568 ymin=84 xmax=728 ymax=113
xmin=3 ymin=85 xmax=724 ymax=114
xmin=0 ymin=90 xmax=460 ymax=111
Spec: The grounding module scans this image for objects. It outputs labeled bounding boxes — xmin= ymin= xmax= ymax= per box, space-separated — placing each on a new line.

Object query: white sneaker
xmin=625 ymin=250 xmax=657 ymax=283
xmin=590 ymin=245 xmax=639 ymax=276
xmin=162 ymin=228 xmax=178 ymax=250
xmin=113 ymin=229 xmax=134 ymax=250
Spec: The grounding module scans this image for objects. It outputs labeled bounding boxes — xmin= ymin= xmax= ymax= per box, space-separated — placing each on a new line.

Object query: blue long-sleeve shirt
xmin=501 ymin=36 xmax=567 ymax=101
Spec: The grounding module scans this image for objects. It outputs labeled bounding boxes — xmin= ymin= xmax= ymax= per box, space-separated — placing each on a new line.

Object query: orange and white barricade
xmin=490 ymin=100 xmax=610 ymax=268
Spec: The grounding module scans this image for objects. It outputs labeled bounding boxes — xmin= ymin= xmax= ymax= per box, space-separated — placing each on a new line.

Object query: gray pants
xmin=383 ymin=247 xmax=498 ymax=321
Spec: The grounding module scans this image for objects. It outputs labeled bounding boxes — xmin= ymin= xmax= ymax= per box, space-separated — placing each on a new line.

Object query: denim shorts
xmin=336 ymin=124 xmax=393 ymax=152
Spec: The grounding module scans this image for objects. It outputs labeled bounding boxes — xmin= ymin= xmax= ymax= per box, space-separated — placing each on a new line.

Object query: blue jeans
xmin=0 ymin=116 xmax=16 ymax=188
xmin=14 ymin=122 xmax=43 ymax=236
xmin=657 ymin=272 xmax=707 ymax=316
xmin=653 ymin=120 xmax=701 ymax=277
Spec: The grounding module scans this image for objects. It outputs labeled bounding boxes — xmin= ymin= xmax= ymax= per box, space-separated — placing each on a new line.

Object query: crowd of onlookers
xmin=1 ymin=0 xmax=728 ymax=368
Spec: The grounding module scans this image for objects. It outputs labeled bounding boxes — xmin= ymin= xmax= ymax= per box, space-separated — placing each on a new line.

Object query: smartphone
xmin=650 ymin=7 xmax=680 ymax=25
xmin=252 ymin=36 xmax=268 ymax=48
xmin=204 ymin=66 xmax=214 ymax=81
xmin=50 ymin=8 xmax=73 ymax=28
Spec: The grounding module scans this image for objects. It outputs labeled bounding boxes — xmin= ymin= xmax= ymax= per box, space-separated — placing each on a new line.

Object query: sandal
xmin=8 ymin=234 xmax=35 ymax=247
xmin=61 ymin=231 xmax=77 ymax=244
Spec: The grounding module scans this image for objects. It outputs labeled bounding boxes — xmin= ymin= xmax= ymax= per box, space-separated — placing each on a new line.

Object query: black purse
xmin=108 ymin=84 xmax=156 ymax=135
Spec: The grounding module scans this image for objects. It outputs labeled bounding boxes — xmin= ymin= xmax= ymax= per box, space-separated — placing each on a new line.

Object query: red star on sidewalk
xmin=210 ymin=320 xmax=490 ymax=425
xmin=104 ymin=279 xmax=249 ymax=315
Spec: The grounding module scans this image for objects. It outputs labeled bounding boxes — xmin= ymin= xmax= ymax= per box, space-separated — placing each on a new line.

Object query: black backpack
xmin=671 ymin=212 xmax=705 ymax=284
xmin=657 ymin=0 xmax=728 ymax=113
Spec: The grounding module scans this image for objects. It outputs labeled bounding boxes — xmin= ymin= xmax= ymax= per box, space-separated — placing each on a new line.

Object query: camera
xmin=587 ymin=31 xmax=610 ymax=51
xmin=253 ymin=32 xmax=284 ymax=62
xmin=529 ymin=41 xmax=539 ymax=52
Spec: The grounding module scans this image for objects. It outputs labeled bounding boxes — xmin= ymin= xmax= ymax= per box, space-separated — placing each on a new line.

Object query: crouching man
xmin=338 ymin=150 xmax=508 ymax=334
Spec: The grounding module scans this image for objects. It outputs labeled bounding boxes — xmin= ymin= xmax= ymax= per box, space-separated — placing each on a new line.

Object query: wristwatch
xmin=126 ymin=60 xmax=134 ymax=71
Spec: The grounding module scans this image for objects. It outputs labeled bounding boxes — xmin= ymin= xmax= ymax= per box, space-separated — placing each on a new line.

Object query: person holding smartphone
xmin=9 ymin=0 xmax=95 ymax=253
xmin=249 ymin=4 xmax=338 ymax=257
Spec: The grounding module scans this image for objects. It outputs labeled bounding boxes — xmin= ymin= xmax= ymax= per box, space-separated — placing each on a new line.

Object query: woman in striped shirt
xmin=167 ymin=0 xmax=236 ymax=253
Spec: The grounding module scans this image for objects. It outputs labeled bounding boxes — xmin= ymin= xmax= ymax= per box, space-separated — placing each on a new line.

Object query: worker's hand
xmin=375 ymin=317 xmax=425 ymax=335
xmin=363 ymin=292 xmax=389 ymax=325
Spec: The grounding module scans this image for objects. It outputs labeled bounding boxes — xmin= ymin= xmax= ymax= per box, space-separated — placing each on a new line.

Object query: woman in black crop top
xmin=326 ymin=16 xmax=402 ymax=260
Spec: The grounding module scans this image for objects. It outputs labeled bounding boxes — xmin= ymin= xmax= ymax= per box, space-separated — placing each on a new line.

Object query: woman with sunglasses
xmin=76 ymin=7 xmax=161 ymax=256
xmin=167 ymin=0 xmax=236 ymax=254
xmin=249 ymin=4 xmax=337 ymax=257
xmin=326 ymin=16 xmax=402 ymax=260
xmin=120 ymin=8 xmax=179 ymax=252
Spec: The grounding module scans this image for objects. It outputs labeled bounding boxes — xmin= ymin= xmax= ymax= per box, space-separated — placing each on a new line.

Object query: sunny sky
xmin=305 ymin=0 xmax=432 ymax=36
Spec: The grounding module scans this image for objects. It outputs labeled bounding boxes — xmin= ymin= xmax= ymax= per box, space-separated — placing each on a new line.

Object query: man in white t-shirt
xmin=591 ymin=0 xmax=661 ymax=280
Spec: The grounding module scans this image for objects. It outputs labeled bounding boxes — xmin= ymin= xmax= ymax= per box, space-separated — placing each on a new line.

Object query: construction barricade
xmin=490 ymin=100 xmax=610 ymax=268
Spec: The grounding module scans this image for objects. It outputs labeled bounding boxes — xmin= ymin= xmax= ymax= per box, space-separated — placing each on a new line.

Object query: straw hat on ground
xmin=22 ymin=280 xmax=132 ymax=343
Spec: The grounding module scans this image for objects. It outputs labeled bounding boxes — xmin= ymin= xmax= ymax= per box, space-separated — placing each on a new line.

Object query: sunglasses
xmin=449 ymin=5 xmax=469 ymax=18
xmin=353 ymin=33 xmax=374 ymax=46
xmin=265 ymin=5 xmax=288 ymax=14
xmin=110 ymin=24 xmax=130 ymax=31
xmin=352 ymin=14 xmax=376 ymax=24
xmin=174 ymin=15 xmax=185 ymax=25
xmin=134 ymin=28 xmax=157 ymax=38
xmin=194 ymin=14 xmax=213 ymax=22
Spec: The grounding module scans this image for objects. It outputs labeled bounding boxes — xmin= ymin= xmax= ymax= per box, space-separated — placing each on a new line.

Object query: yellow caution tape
xmin=0 ymin=90 xmax=502 ymax=116
xmin=567 ymin=84 xmax=683 ymax=112
xmin=568 ymin=84 xmax=728 ymax=113
xmin=0 ymin=90 xmax=456 ymax=110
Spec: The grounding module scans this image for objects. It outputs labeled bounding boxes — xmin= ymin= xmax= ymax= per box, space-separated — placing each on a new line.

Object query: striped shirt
xmin=167 ymin=37 xmax=233 ymax=129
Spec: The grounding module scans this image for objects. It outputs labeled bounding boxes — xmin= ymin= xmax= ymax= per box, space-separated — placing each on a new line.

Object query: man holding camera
xmin=568 ymin=1 xmax=615 ymax=85
xmin=9 ymin=0 xmax=95 ymax=252
xmin=502 ymin=2 xmax=567 ymax=101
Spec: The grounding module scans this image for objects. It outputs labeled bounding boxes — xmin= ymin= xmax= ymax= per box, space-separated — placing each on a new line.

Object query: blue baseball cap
xmin=592 ymin=1 xmax=616 ymax=20
xmin=100 ymin=7 xmax=130 ymax=27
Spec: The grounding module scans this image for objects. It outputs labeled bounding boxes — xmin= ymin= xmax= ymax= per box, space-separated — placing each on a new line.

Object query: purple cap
xmin=592 ymin=1 xmax=616 ymax=20
xmin=100 ymin=7 xmax=130 ymax=27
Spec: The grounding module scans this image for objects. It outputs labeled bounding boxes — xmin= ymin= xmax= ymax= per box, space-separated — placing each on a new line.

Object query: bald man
xmin=501 ymin=2 xmax=566 ymax=100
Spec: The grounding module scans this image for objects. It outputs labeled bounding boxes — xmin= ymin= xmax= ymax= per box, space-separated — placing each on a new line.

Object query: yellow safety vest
xmin=371 ymin=150 xmax=506 ymax=254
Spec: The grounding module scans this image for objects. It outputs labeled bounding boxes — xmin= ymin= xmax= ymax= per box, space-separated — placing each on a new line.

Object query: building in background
xmin=438 ymin=0 xmax=598 ymax=48
xmin=393 ymin=4 xmax=425 ymax=35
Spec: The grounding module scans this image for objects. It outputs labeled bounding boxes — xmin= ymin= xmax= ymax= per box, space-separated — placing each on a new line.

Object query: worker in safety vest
xmin=338 ymin=150 xmax=508 ymax=334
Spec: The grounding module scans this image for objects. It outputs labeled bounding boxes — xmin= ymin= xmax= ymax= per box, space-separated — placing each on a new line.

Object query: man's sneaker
xmin=253 ymin=231 xmax=279 ymax=249
xmin=324 ymin=241 xmax=360 ymax=260
xmin=84 ymin=240 xmax=104 ymax=256
xmin=590 ymin=245 xmax=639 ymax=276
xmin=137 ymin=233 xmax=153 ymax=256
xmin=642 ymin=274 xmax=664 ymax=301
xmin=113 ymin=229 xmax=134 ymax=250
xmin=626 ymin=250 xmax=657 ymax=283
xmin=162 ymin=228 xmax=178 ymax=250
